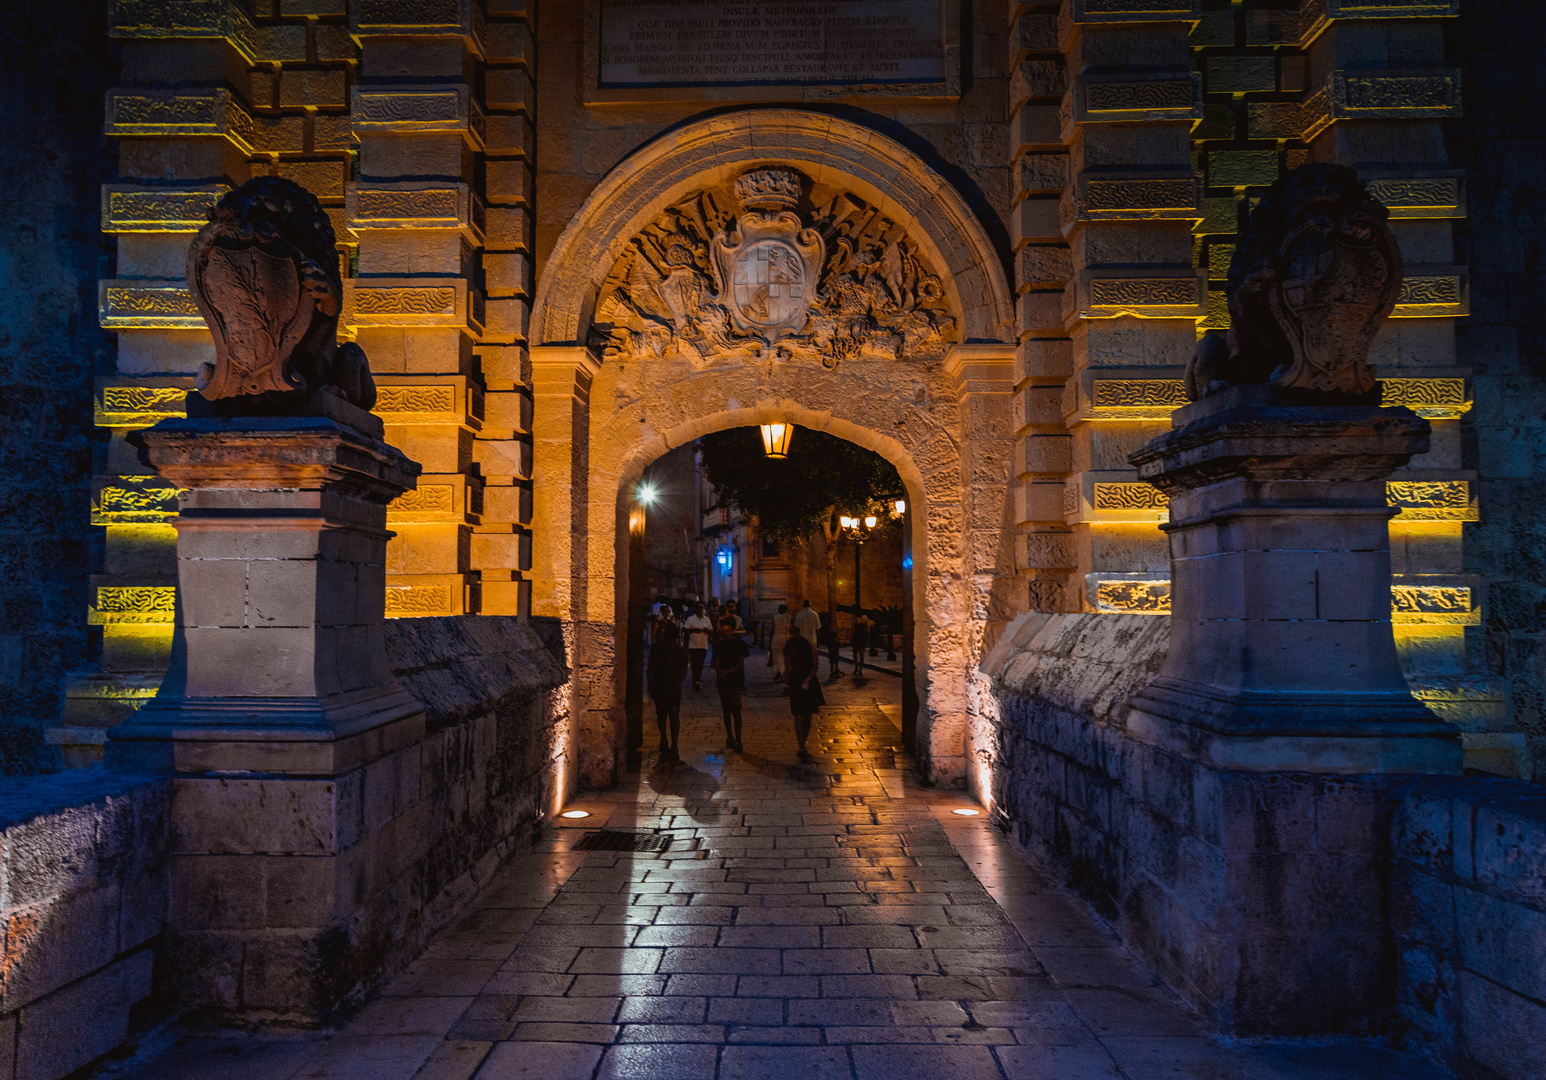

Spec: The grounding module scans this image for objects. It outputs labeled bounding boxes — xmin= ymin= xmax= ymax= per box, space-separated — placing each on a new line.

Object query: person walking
xmin=768 ymin=603 xmax=792 ymax=681
xmin=724 ymin=598 xmax=745 ymax=633
xmin=711 ymin=616 xmax=749 ymax=752
xmin=851 ymin=612 xmax=870 ymax=677
xmin=646 ymin=622 xmax=688 ymax=761
xmin=683 ymin=603 xmax=713 ymax=690
xmin=792 ymin=598 xmax=821 ymax=644
xmin=823 ymin=623 xmax=844 ymax=680
xmin=783 ymin=625 xmax=824 ymax=763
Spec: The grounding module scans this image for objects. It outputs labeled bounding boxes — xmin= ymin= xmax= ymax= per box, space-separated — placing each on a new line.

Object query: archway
xmin=528 ymin=110 xmax=1018 ymax=796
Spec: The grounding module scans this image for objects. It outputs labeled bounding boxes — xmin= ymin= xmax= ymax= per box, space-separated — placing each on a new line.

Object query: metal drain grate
xmin=573 ymin=830 xmax=673 ymax=853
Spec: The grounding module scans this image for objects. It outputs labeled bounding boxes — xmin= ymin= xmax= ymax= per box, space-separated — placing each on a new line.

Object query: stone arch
xmin=530 ymin=109 xmax=1016 ymax=349
xmin=530 ymin=109 xmax=1019 ymax=795
xmin=584 ymin=361 xmax=972 ymax=789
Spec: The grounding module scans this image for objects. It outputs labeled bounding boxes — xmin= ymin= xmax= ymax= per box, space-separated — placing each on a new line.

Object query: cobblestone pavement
xmin=95 ymin=660 xmax=1453 ymax=1080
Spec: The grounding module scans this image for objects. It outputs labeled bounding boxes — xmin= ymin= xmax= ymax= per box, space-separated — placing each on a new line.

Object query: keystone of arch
xmin=531 ymin=109 xmax=1015 ymax=348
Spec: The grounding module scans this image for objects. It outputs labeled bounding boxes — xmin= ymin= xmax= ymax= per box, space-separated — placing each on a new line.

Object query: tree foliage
xmin=698 ymin=426 xmax=903 ymax=543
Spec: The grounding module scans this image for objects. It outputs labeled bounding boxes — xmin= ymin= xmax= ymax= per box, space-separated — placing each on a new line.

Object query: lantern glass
xmin=760 ymin=422 xmax=792 ymax=458
xmin=864 ymin=515 xmax=878 ymax=529
xmin=894 ymin=499 xmax=906 ymax=515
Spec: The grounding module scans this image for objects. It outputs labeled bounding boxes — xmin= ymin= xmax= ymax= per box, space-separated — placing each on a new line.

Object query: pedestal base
xmin=1128 ymin=676 xmax=1462 ymax=774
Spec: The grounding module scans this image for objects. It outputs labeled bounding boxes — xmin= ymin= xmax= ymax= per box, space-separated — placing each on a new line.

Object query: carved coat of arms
xmin=709 ymin=171 xmax=824 ymax=343
xmin=592 ymin=167 xmax=954 ymax=369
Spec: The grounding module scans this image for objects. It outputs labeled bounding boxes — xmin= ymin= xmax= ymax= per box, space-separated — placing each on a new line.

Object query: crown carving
xmin=734 ymin=168 xmax=802 ymax=212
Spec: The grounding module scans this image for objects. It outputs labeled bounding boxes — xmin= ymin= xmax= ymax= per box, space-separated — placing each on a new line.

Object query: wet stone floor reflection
xmin=93 ymin=661 xmax=1453 ymax=1080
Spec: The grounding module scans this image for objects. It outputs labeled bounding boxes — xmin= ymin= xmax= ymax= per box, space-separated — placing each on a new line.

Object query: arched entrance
xmin=529 ymin=110 xmax=1017 ymax=796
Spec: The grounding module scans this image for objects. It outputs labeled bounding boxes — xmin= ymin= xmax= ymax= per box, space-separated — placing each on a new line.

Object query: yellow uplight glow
xmin=760 ymin=421 xmax=793 ymax=458
xmin=560 ymin=809 xmax=590 ymax=819
xmin=951 ymin=808 xmax=981 ymax=817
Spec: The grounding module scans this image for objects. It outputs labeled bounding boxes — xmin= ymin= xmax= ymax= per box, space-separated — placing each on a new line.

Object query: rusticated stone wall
xmin=0 ymin=0 xmax=117 ymax=774
xmin=983 ymin=613 xmax=1546 ymax=1069
xmin=1391 ymin=778 xmax=1546 ymax=1080
xmin=0 ymin=615 xmax=566 ymax=1080
xmin=1451 ymin=0 xmax=1546 ymax=782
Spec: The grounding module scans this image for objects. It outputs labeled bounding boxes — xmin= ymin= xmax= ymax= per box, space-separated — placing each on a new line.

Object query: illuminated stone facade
xmin=0 ymin=0 xmax=1531 ymax=786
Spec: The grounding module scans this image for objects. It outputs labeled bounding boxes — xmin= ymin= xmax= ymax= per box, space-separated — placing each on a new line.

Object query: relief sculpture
xmin=591 ymin=167 xmax=955 ymax=368
xmin=1186 ymin=163 xmax=1402 ymax=399
xmin=186 ymin=176 xmax=376 ymax=411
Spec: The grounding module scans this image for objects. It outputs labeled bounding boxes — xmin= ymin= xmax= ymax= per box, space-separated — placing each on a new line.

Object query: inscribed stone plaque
xmin=597 ymin=1 xmax=945 ymax=88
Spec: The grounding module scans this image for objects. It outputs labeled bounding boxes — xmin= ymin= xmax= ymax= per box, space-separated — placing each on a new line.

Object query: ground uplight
xmin=951 ymin=808 xmax=981 ymax=816
xmin=560 ymin=809 xmax=591 ymax=819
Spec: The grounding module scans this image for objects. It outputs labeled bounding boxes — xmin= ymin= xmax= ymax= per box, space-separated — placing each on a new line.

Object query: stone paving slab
xmin=84 ymin=664 xmax=1455 ymax=1080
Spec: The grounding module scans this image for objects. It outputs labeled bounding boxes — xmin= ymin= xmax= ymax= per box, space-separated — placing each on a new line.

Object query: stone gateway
xmin=2 ymin=3 xmax=1544 ymax=1080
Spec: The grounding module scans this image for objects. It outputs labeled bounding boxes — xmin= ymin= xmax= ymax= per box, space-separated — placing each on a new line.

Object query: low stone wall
xmin=0 ymin=770 xmax=169 ymax=1080
xmin=1393 ymin=779 xmax=1546 ymax=1080
xmin=1 ymin=615 xmax=567 ymax=1078
xmin=983 ymin=612 xmax=1546 ymax=1072
xmin=163 ymin=615 xmax=569 ymax=1019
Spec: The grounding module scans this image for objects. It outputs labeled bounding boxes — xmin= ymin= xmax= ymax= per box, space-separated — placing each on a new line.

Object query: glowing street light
xmin=863 ymin=515 xmax=878 ymax=529
xmin=637 ymin=483 xmax=657 ymax=505
xmin=894 ymin=499 xmax=907 ymax=515
xmin=760 ymin=421 xmax=793 ymax=459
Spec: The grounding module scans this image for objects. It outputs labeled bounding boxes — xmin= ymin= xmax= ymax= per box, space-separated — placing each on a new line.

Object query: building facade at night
xmin=2 ymin=2 xmax=1545 ymax=1078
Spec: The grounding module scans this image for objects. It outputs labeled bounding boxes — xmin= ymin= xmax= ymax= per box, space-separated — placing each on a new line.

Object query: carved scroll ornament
xmin=591 ymin=168 xmax=956 ymax=368
xmin=186 ymin=177 xmax=375 ymax=410
xmin=1186 ymin=163 xmax=1402 ymax=399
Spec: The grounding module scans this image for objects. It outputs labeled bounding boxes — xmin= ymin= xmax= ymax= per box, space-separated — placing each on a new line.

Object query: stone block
xmin=1472 ymin=799 xmax=1546 ymax=908
xmin=1012 ymin=198 xmax=1062 ymax=246
xmin=486 ymin=112 xmax=533 ymax=157
xmin=1012 ymin=104 xmax=1061 ymax=152
xmin=1011 ymin=60 xmax=1065 ymax=110
xmin=1456 ymin=969 xmax=1546 ymax=1080
xmin=487 ymin=21 xmax=533 ymax=64
xmin=482 ymin=391 xmax=532 ymax=432
xmin=15 ymin=950 xmax=152 ymax=1080
xmin=172 ymin=776 xmax=342 ymax=855
xmin=471 ymin=532 xmax=523 ymax=571
xmin=485 ymin=206 xmax=529 ymax=247
xmin=1 ymin=881 xmax=122 ymax=1007
xmin=1016 ymin=338 xmax=1073 ymax=381
xmin=485 ymin=297 xmax=529 ymax=339
xmin=484 ymin=251 xmax=531 ymax=295
xmin=1017 ymin=291 xmax=1063 ymax=332
xmin=1455 ymin=889 xmax=1546 ymax=1002
xmin=483 ymin=485 xmax=532 ymax=526
xmin=1207 ymin=150 xmax=1280 ymax=188
xmin=1016 ymin=245 xmax=1073 ymax=289
xmin=1206 ymin=56 xmax=1276 ymax=94
xmin=473 ymin=439 xmax=533 ymax=480
xmin=485 ymin=160 xmax=531 ymax=204
xmin=280 ymin=69 xmax=347 ymax=109
xmin=1017 ymin=152 xmax=1068 ymax=194
xmin=486 ymin=67 xmax=533 ymax=113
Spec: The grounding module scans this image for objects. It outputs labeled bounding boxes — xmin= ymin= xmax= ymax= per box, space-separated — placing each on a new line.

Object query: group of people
xmin=644 ymin=597 xmax=831 ymax=764
xmin=768 ymin=601 xmax=875 ymax=680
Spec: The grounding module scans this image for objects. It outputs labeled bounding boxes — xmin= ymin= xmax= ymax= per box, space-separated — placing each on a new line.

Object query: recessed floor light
xmin=560 ymin=810 xmax=591 ymax=819
xmin=951 ymin=808 xmax=981 ymax=817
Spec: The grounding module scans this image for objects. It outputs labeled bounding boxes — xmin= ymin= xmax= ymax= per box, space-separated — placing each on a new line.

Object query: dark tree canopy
xmin=698 ymin=427 xmax=904 ymax=542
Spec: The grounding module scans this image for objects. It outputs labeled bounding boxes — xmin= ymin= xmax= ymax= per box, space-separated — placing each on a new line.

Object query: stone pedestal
xmin=107 ymin=403 xmax=428 ymax=1019
xmin=1128 ymin=384 xmax=1461 ymax=774
xmin=1117 ymin=384 xmax=1462 ymax=1033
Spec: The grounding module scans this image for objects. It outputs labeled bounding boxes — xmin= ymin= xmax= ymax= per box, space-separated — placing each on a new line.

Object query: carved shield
xmin=711 ymin=212 xmax=824 ymax=340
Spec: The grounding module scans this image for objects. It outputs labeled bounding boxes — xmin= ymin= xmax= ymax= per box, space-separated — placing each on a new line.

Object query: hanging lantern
xmin=759 ymin=421 xmax=792 ymax=459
